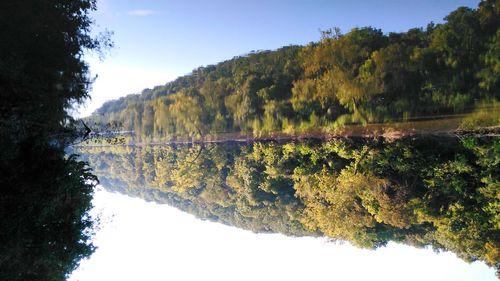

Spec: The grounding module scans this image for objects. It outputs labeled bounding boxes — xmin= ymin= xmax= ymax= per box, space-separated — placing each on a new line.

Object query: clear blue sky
xmin=79 ymin=0 xmax=480 ymax=116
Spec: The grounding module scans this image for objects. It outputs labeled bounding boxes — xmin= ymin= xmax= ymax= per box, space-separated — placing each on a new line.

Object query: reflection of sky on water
xmin=70 ymin=188 xmax=496 ymax=281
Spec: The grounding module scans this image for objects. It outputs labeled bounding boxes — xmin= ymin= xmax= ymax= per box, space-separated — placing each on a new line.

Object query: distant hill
xmin=86 ymin=1 xmax=499 ymax=143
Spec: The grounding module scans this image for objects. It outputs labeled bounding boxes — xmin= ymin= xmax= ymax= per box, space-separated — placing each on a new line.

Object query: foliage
xmin=87 ymin=1 xmax=499 ymax=142
xmin=77 ymin=136 xmax=499 ymax=271
xmin=0 ymin=0 xmax=107 ymax=279
xmin=0 ymin=143 xmax=98 ymax=281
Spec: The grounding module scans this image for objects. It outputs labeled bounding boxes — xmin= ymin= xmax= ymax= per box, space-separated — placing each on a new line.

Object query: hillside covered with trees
xmin=77 ymin=136 xmax=499 ymax=272
xmin=87 ymin=0 xmax=499 ymax=142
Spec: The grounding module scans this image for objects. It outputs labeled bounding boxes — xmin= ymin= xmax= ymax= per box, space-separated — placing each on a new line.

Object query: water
xmin=74 ymin=131 xmax=499 ymax=279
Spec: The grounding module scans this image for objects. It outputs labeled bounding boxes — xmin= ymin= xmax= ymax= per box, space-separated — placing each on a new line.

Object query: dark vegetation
xmin=0 ymin=0 xmax=108 ymax=279
xmin=87 ymin=0 xmax=499 ymax=142
xmin=77 ymin=136 xmax=499 ymax=272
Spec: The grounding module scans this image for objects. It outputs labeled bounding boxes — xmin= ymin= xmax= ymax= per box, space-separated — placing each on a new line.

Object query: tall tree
xmin=0 ymin=1 xmax=110 ymax=280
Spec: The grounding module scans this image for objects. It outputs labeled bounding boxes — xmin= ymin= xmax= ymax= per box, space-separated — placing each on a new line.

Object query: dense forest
xmin=0 ymin=0 xmax=108 ymax=280
xmin=77 ymin=136 xmax=499 ymax=272
xmin=87 ymin=0 xmax=499 ymax=142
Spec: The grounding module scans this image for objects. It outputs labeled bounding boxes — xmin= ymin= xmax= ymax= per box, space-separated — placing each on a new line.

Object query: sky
xmin=76 ymin=0 xmax=481 ymax=117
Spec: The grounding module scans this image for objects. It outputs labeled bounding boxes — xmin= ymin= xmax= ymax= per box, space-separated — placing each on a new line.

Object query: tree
xmin=78 ymin=135 xmax=499 ymax=272
xmin=0 ymin=144 xmax=98 ymax=281
xmin=0 ymin=0 xmax=110 ymax=280
xmin=0 ymin=0 xmax=111 ymax=140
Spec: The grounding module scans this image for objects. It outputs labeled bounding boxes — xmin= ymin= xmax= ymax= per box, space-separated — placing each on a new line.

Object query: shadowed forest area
xmin=0 ymin=1 xmax=109 ymax=280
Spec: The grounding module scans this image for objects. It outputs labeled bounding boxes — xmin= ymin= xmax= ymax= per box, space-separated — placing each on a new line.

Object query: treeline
xmin=77 ymin=136 xmax=499 ymax=271
xmin=88 ymin=0 xmax=499 ymax=142
xmin=79 ymin=143 xmax=309 ymax=236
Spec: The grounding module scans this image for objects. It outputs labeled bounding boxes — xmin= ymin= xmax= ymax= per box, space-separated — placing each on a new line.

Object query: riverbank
xmin=76 ymin=116 xmax=499 ymax=147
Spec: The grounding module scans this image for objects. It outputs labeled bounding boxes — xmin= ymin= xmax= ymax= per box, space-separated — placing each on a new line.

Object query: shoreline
xmin=74 ymin=123 xmax=500 ymax=148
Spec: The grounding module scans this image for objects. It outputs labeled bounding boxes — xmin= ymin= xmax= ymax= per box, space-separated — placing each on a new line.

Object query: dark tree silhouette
xmin=0 ymin=0 xmax=110 ymax=280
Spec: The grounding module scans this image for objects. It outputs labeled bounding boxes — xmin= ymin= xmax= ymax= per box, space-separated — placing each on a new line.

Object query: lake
xmin=71 ymin=131 xmax=499 ymax=280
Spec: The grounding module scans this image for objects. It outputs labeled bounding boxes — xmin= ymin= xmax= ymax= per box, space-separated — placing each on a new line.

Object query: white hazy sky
xmin=69 ymin=188 xmax=496 ymax=281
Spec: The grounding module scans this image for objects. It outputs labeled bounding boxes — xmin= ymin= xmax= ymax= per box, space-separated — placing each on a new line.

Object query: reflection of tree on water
xmin=0 ymin=141 xmax=97 ymax=280
xmin=78 ymin=135 xmax=499 ymax=272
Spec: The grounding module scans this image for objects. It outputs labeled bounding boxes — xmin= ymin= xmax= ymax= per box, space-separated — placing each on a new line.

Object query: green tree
xmin=0 ymin=0 xmax=110 ymax=279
